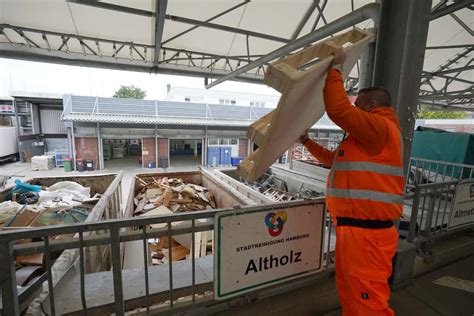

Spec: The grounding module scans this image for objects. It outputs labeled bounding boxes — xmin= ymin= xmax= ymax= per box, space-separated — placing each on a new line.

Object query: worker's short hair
xmin=358 ymin=86 xmax=392 ymax=107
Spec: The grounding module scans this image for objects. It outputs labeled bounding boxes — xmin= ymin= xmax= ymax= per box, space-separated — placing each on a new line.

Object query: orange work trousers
xmin=335 ymin=225 xmax=398 ymax=316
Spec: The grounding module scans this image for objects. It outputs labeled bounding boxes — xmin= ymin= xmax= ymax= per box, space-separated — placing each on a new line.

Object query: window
xmin=184 ymin=97 xmax=191 ymax=102
xmin=225 ymin=99 xmax=230 ymax=104
xmin=230 ymin=138 xmax=238 ymax=145
xmin=219 ymin=138 xmax=229 ymax=145
xmin=230 ymin=100 xmax=236 ymax=105
xmin=208 ymin=138 xmax=219 ymax=145
xmin=219 ymin=99 xmax=225 ymax=104
xmin=250 ymin=101 xmax=254 ymax=106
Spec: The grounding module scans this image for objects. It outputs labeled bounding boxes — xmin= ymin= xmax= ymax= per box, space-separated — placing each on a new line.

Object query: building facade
xmin=165 ymin=85 xmax=280 ymax=108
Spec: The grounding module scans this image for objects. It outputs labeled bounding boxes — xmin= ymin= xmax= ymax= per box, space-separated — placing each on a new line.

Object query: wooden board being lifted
xmin=237 ymin=28 xmax=374 ymax=182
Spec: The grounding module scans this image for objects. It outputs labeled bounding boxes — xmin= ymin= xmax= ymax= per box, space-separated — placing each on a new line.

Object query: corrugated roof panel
xmin=157 ymin=101 xmax=207 ymax=118
xmin=71 ymin=95 xmax=95 ymax=113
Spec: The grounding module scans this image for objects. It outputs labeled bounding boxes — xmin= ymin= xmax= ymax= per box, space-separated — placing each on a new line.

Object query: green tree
xmin=113 ymin=85 xmax=146 ymax=99
xmin=417 ymin=111 xmax=468 ymax=119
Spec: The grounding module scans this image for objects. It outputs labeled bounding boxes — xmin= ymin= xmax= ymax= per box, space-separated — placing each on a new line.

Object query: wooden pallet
xmin=237 ymin=28 xmax=374 ymax=182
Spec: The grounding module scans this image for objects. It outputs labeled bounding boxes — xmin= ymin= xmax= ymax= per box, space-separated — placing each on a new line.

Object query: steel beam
xmin=291 ymin=0 xmax=320 ymax=40
xmin=426 ymin=44 xmax=474 ymax=50
xmin=0 ymin=43 xmax=264 ymax=84
xmin=68 ymin=0 xmax=154 ymax=17
xmin=373 ymin=0 xmax=432 ymax=173
xmin=154 ymin=0 xmax=167 ymax=65
xmin=419 ymin=93 xmax=474 ymax=100
xmin=434 ymin=64 xmax=474 ymax=75
xmin=450 ymin=13 xmax=474 ymax=36
xmin=430 ymin=0 xmax=474 ymax=20
xmin=422 ymin=71 xmax=474 ymax=85
xmin=311 ymin=0 xmax=329 ymax=32
xmin=205 ymin=2 xmax=380 ymax=89
xmin=165 ymin=14 xmax=290 ymax=43
xmin=421 ymin=87 xmax=474 ymax=97
xmin=162 ymin=1 xmax=249 ymax=45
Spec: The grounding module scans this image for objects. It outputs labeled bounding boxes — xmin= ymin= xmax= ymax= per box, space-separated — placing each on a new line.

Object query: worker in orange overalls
xmin=300 ymin=48 xmax=404 ymax=315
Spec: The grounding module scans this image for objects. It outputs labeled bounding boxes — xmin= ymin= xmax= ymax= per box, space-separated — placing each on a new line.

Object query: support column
xmin=204 ymin=126 xmax=208 ymax=166
xmin=13 ymin=99 xmax=22 ymax=162
xmin=71 ymin=122 xmax=77 ymax=171
xmin=155 ymin=124 xmax=158 ymax=168
xmin=97 ymin=122 xmax=104 ymax=170
xmin=373 ymin=0 xmax=432 ymax=173
xmin=358 ymin=35 xmax=376 ymax=89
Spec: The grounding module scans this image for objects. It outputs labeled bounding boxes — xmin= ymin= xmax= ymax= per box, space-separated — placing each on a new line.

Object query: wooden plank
xmin=194 ymin=232 xmax=202 ymax=258
xmin=200 ymin=231 xmax=208 ymax=257
xmin=237 ymin=28 xmax=373 ymax=182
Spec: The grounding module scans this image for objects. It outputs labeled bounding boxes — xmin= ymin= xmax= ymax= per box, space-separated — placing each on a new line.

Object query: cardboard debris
xmin=145 ymin=188 xmax=163 ymax=198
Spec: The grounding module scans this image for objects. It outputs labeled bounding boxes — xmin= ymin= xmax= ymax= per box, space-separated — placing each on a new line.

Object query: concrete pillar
xmin=373 ymin=0 xmax=432 ymax=173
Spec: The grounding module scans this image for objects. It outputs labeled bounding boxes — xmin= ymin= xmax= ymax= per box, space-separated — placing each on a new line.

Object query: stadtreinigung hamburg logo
xmin=264 ymin=211 xmax=287 ymax=237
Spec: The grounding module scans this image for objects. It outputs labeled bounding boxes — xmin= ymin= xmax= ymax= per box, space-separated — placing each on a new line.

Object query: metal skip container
xmin=0 ymin=172 xmax=123 ymax=314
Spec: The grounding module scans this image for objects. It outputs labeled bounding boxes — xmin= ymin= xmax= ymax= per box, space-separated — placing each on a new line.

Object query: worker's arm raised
xmin=300 ymin=132 xmax=336 ymax=167
xmin=323 ymin=50 xmax=387 ymax=155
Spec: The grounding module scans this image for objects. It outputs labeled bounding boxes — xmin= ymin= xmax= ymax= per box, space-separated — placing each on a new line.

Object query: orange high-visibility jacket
xmin=305 ymin=69 xmax=404 ymax=220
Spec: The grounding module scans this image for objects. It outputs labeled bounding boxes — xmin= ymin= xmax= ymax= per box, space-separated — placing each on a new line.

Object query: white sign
xmin=214 ymin=203 xmax=325 ymax=300
xmin=449 ymin=179 xmax=474 ymax=229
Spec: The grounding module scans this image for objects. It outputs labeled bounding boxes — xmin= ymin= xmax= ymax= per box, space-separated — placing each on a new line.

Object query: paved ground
xmin=324 ymin=254 xmax=474 ymax=316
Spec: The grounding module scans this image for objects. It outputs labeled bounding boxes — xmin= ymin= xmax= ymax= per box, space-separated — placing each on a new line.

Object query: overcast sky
xmin=0 ymin=57 xmax=280 ymax=100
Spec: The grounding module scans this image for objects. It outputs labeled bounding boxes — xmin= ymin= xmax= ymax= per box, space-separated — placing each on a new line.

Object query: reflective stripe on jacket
xmin=326 ymin=118 xmax=404 ymax=220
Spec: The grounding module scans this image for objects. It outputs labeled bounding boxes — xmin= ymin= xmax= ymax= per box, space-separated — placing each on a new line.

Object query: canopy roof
xmin=0 ymin=0 xmax=472 ymax=109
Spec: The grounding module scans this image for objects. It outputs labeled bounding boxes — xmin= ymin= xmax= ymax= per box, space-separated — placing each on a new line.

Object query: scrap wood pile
xmin=132 ymin=176 xmax=216 ymax=266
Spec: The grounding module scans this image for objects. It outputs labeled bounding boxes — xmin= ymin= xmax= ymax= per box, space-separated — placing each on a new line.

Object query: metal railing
xmin=405 ymin=158 xmax=474 ymax=258
xmin=407 ymin=180 xmax=474 ymax=258
xmin=1 ymin=199 xmax=331 ymax=315
xmin=406 ymin=157 xmax=474 ymax=191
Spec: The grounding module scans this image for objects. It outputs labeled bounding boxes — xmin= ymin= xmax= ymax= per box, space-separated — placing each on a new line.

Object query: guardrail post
xmin=111 ymin=228 xmax=125 ymax=315
xmin=423 ymin=189 xmax=437 ymax=239
xmin=0 ymin=239 xmax=19 ymax=315
xmin=407 ymin=186 xmax=421 ymax=243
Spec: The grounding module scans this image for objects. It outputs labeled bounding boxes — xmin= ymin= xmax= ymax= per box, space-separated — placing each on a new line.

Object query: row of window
xmin=250 ymin=101 xmax=265 ymax=107
xmin=183 ymin=96 xmax=266 ymax=108
xmin=219 ymin=99 xmax=236 ymax=105
xmin=184 ymin=96 xmax=205 ymax=103
xmin=208 ymin=138 xmax=239 ymax=145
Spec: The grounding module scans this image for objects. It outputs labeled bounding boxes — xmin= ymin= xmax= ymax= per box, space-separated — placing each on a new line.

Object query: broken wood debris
xmin=134 ymin=176 xmax=217 ymax=215
xmin=132 ymin=176 xmax=216 ymax=266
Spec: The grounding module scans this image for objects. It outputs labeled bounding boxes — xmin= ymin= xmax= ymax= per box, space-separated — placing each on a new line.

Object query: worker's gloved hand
xmin=332 ymin=48 xmax=347 ymax=65
xmin=299 ymin=130 xmax=310 ymax=144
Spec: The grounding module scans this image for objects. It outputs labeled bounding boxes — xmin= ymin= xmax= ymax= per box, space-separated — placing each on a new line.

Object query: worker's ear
xmin=367 ymin=100 xmax=378 ymax=111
